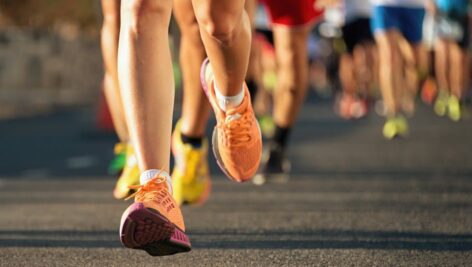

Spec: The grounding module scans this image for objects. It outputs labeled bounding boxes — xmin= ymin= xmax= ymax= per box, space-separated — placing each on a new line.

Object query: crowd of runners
xmin=99 ymin=0 xmax=471 ymax=256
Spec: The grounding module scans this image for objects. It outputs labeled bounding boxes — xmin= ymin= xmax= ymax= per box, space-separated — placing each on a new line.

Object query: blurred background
xmin=0 ymin=0 xmax=100 ymax=119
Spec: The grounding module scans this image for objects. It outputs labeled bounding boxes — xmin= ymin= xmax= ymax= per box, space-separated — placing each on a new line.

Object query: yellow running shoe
xmin=171 ymin=121 xmax=211 ymax=206
xmin=447 ymin=95 xmax=461 ymax=122
xmin=383 ymin=117 xmax=398 ymax=140
xmin=200 ymin=58 xmax=262 ymax=182
xmin=113 ymin=144 xmax=140 ymax=199
xmin=119 ymin=170 xmax=191 ymax=256
xmin=383 ymin=115 xmax=408 ymax=140
xmin=108 ymin=142 xmax=127 ymax=175
xmin=434 ymin=90 xmax=449 ymax=117
xmin=395 ymin=115 xmax=409 ymax=137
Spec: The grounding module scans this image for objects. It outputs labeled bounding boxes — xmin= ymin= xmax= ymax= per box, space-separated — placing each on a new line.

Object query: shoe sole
xmin=200 ymin=58 xmax=261 ymax=182
xmin=253 ymin=158 xmax=291 ymax=186
xmin=120 ymin=202 xmax=191 ymax=256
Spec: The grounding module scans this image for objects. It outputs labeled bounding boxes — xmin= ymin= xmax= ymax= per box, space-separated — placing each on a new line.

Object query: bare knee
xmin=122 ymin=0 xmax=172 ymax=33
xmin=195 ymin=5 xmax=242 ymax=43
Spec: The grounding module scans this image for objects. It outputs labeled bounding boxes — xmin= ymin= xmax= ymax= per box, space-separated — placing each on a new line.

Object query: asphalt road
xmin=0 ymin=97 xmax=471 ymax=266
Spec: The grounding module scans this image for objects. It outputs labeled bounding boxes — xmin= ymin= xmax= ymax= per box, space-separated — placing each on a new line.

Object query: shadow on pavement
xmin=1 ymin=229 xmax=471 ymax=251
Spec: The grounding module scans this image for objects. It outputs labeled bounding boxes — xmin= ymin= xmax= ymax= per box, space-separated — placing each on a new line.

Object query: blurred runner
xmin=325 ymin=0 xmax=377 ymax=120
xmin=100 ymin=0 xmax=139 ymax=199
xmin=427 ymin=0 xmax=470 ymax=121
xmin=117 ymin=0 xmax=261 ymax=256
xmin=420 ymin=10 xmax=439 ymax=105
xmin=371 ymin=0 xmax=427 ymax=139
xmin=254 ymin=0 xmax=325 ymax=185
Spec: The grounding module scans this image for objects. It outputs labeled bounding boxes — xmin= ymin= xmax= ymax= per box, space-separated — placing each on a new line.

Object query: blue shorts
xmin=371 ymin=6 xmax=426 ymax=44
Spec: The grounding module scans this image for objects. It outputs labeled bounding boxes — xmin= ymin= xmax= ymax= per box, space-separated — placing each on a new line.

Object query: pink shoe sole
xmin=119 ymin=202 xmax=191 ymax=256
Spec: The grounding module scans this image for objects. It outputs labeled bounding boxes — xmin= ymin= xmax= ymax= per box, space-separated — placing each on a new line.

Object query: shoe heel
xmin=120 ymin=203 xmax=191 ymax=256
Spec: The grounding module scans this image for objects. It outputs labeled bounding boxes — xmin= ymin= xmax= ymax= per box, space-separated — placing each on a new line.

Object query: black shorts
xmin=436 ymin=12 xmax=469 ymax=49
xmin=341 ymin=17 xmax=374 ymax=54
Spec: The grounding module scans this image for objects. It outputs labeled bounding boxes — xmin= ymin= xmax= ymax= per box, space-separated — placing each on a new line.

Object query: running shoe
xmin=434 ymin=90 xmax=449 ymax=117
xmin=253 ymin=143 xmax=291 ymax=185
xmin=337 ymin=94 xmax=368 ymax=120
xmin=447 ymin=95 xmax=461 ymax=122
xmin=200 ymin=58 xmax=262 ymax=182
xmin=420 ymin=77 xmax=437 ymax=105
xmin=383 ymin=115 xmax=408 ymax=140
xmin=113 ymin=145 xmax=140 ymax=199
xmin=120 ymin=170 xmax=191 ymax=256
xmin=109 ymin=142 xmax=127 ymax=175
xmin=258 ymin=114 xmax=275 ymax=138
xmin=171 ymin=120 xmax=211 ymax=206
xmin=395 ymin=115 xmax=409 ymax=136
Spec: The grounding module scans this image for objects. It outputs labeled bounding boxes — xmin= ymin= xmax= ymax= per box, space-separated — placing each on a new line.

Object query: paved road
xmin=1 ymin=97 xmax=471 ymax=266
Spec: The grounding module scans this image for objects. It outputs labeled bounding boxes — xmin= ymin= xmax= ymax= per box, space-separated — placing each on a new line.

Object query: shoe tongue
xmin=140 ymin=169 xmax=172 ymax=194
xmin=225 ymin=113 xmax=242 ymax=123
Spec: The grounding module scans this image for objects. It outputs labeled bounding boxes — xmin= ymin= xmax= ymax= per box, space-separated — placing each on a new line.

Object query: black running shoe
xmin=253 ymin=143 xmax=291 ymax=185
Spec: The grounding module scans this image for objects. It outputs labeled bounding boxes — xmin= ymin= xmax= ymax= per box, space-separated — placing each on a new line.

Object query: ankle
xmin=272 ymin=124 xmax=291 ymax=150
xmin=140 ymin=169 xmax=172 ymax=193
xmin=180 ymin=133 xmax=203 ymax=148
xmin=214 ymin=81 xmax=244 ymax=112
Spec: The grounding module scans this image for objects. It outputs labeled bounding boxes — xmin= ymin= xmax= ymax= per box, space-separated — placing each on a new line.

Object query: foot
xmin=253 ymin=143 xmax=291 ymax=185
xmin=200 ymin=58 xmax=262 ymax=182
xmin=258 ymin=114 xmax=275 ymax=138
xmin=119 ymin=170 xmax=191 ymax=256
xmin=383 ymin=115 xmax=408 ymax=140
xmin=108 ymin=142 xmax=127 ymax=175
xmin=113 ymin=145 xmax=140 ymax=199
xmin=420 ymin=77 xmax=437 ymax=105
xmin=434 ymin=90 xmax=449 ymax=117
xmin=337 ymin=94 xmax=368 ymax=120
xmin=447 ymin=95 xmax=461 ymax=122
xmin=171 ymin=120 xmax=211 ymax=206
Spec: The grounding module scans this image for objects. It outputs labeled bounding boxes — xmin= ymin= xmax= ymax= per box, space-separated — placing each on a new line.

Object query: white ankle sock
xmin=140 ymin=169 xmax=173 ymax=194
xmin=214 ymin=81 xmax=244 ymax=112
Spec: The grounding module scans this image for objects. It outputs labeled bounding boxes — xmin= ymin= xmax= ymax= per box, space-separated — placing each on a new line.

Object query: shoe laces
xmin=125 ymin=172 xmax=168 ymax=201
xmin=220 ymin=110 xmax=252 ymax=148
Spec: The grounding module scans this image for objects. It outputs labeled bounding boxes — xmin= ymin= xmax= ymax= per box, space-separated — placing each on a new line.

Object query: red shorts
xmin=261 ymin=0 xmax=323 ymax=27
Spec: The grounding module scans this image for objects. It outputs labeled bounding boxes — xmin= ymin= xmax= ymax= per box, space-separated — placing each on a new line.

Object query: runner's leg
xmin=192 ymin=0 xmax=251 ymax=97
xmin=101 ymin=0 xmax=129 ymax=142
xmin=118 ymin=0 xmax=174 ymax=172
xmin=272 ymin=26 xmax=311 ymax=129
xmin=118 ymin=0 xmax=190 ymax=256
xmin=174 ymin=0 xmax=210 ymax=138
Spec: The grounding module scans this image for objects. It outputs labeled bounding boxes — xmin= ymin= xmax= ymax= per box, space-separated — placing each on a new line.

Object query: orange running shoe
xmin=119 ymin=170 xmax=191 ymax=256
xmin=200 ymin=58 xmax=262 ymax=182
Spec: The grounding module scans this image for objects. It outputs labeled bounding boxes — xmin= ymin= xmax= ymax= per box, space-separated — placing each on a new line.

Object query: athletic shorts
xmin=436 ymin=11 xmax=470 ymax=49
xmin=342 ymin=18 xmax=374 ymax=54
xmin=261 ymin=0 xmax=324 ymax=27
xmin=371 ymin=5 xmax=425 ymax=44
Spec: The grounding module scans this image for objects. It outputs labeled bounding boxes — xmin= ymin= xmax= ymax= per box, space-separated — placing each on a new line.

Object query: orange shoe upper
xmin=127 ymin=174 xmax=185 ymax=231
xmin=206 ymin=77 xmax=262 ymax=182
